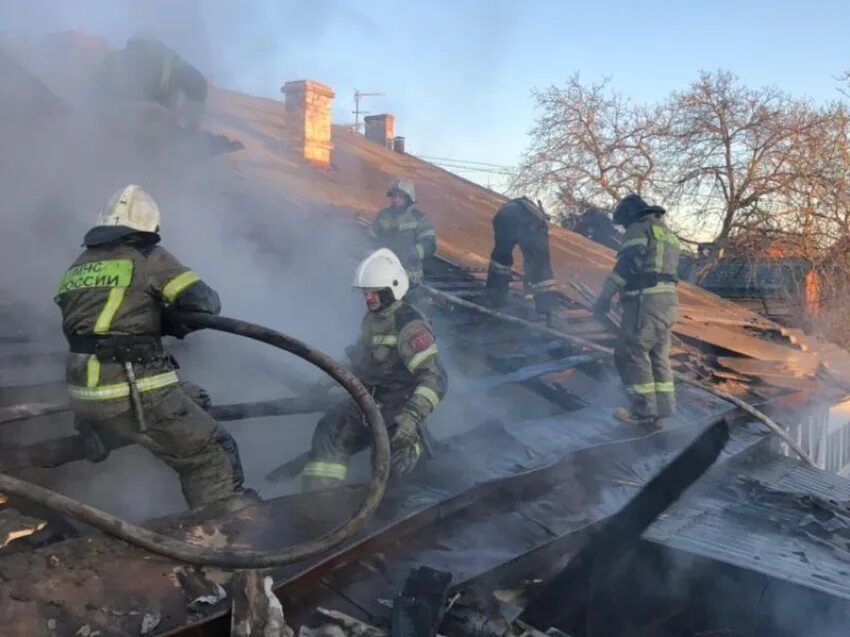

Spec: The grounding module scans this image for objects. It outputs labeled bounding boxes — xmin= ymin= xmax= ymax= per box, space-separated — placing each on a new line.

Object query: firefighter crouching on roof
xmin=486 ymin=197 xmax=559 ymax=321
xmin=369 ymin=179 xmax=436 ymax=290
xmin=592 ymin=194 xmax=680 ymax=429
xmin=54 ymin=185 xmax=247 ymax=509
xmin=302 ymin=248 xmax=447 ymax=491
xmin=94 ymin=33 xmax=208 ymax=141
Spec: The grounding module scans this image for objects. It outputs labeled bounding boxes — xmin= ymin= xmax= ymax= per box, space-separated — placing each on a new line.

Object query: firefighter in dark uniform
xmin=54 ymin=185 xmax=246 ymax=509
xmin=94 ymin=33 xmax=208 ymax=145
xmin=593 ymin=194 xmax=680 ymax=428
xmin=573 ymin=207 xmax=621 ymax=250
xmin=369 ymin=178 xmax=436 ymax=288
xmin=486 ymin=197 xmax=558 ymax=320
xmin=302 ymin=249 xmax=447 ymax=490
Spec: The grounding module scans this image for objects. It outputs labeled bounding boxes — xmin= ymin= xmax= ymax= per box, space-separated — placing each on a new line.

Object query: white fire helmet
xmin=96 ymin=185 xmax=161 ymax=233
xmin=386 ymin=178 xmax=415 ymax=203
xmin=352 ymin=248 xmax=410 ymax=301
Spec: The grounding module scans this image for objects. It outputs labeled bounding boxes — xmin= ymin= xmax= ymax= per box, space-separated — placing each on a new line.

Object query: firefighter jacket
xmin=54 ymin=238 xmax=219 ymax=401
xmin=598 ymin=214 xmax=680 ymax=304
xmin=346 ymin=300 xmax=447 ymax=423
xmin=369 ymin=205 xmax=436 ymax=284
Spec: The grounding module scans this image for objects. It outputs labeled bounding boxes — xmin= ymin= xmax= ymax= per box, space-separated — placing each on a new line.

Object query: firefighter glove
xmin=391 ymin=442 xmax=422 ymax=477
xmin=161 ymin=310 xmax=192 ymax=339
xmin=391 ymin=409 xmax=420 ymax=449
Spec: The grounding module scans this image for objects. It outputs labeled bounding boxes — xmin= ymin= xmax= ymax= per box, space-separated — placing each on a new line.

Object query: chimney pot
xmin=364 ymin=113 xmax=394 ymax=148
xmin=281 ymin=80 xmax=335 ymax=167
xmin=392 ymin=136 xmax=406 ymax=154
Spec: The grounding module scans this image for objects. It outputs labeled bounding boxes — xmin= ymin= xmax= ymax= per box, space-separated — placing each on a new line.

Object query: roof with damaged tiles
xmin=203 ymin=87 xmax=850 ymax=400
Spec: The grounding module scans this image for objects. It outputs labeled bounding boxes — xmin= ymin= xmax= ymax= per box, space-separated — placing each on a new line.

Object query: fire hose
xmin=0 ymin=313 xmax=391 ymax=568
xmin=422 ymin=285 xmax=817 ymax=468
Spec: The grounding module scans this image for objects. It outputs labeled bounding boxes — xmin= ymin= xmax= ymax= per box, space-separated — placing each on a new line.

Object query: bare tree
xmin=661 ymin=71 xmax=820 ymax=246
xmin=514 ymin=69 xmax=850 ymax=344
xmin=838 ymin=69 xmax=850 ymax=99
xmin=778 ymin=103 xmax=850 ymax=344
xmin=513 ymin=71 xmax=825 ymax=270
xmin=512 ymin=74 xmax=664 ymax=221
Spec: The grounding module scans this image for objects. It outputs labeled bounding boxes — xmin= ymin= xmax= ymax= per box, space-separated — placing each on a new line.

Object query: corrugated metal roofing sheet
xmin=646 ymin=444 xmax=850 ymax=601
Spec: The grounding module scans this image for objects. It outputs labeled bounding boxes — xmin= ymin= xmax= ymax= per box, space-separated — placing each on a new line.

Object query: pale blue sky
xmin=3 ymin=1 xmax=848 ymax=188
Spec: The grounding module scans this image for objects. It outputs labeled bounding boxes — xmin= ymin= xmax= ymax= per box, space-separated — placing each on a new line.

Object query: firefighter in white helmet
xmin=54 ymin=185 xmax=247 ymax=509
xmin=302 ymin=248 xmax=447 ymax=490
xmin=369 ymin=178 xmax=436 ymax=287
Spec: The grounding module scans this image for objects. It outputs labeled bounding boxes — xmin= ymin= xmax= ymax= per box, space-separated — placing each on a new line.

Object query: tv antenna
xmin=353 ymin=89 xmax=382 ymax=133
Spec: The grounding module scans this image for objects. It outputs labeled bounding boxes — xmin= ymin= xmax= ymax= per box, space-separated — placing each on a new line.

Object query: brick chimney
xmin=281 ymin=80 xmax=335 ymax=167
xmin=364 ymin=114 xmax=394 ymax=148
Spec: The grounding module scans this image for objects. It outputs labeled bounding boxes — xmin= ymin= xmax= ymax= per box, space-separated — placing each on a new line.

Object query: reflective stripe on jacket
xmin=55 ymin=241 xmax=209 ymax=397
xmin=369 ymin=205 xmax=436 ymax=282
xmin=347 ymin=300 xmax=447 ymax=420
xmin=604 ymin=216 xmax=680 ymax=297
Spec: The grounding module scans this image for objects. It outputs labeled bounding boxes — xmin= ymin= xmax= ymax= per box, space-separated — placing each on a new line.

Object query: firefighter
xmin=302 ymin=248 xmax=447 ymax=490
xmin=94 ymin=33 xmax=208 ymax=133
xmin=486 ymin=197 xmax=558 ymax=320
xmin=592 ymin=194 xmax=680 ymax=428
xmin=572 ymin=207 xmax=621 ymax=250
xmin=369 ymin=178 xmax=436 ymax=288
xmin=54 ymin=185 xmax=246 ymax=509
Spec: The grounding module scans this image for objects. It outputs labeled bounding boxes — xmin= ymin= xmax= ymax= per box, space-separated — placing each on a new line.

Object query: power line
xmin=427 ymin=162 xmax=513 ymax=176
xmin=414 ymin=155 xmax=515 ymax=177
xmin=416 ymin=154 xmax=514 ymax=170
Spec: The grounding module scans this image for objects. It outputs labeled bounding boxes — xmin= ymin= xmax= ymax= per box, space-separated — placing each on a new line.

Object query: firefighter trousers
xmin=487 ymin=212 xmax=557 ymax=315
xmin=304 ymin=397 xmax=413 ymax=485
xmin=71 ymin=381 xmax=244 ymax=509
xmin=614 ymin=293 xmax=678 ymax=419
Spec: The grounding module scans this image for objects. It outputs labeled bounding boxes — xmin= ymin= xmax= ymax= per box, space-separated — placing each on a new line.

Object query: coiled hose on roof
xmin=0 ymin=313 xmax=391 ymax=568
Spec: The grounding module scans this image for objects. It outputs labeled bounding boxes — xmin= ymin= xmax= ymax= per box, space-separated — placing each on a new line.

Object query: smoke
xmin=0 ymin=15 xmax=376 ymax=520
xmin=0 ymin=1 xmax=378 ymax=102
xmin=0 ymin=1 xmax=611 ymax=524
xmin=0 ymin=5 xmax=532 ymax=521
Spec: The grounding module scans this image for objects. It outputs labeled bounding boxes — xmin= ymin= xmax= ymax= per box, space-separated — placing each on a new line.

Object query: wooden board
xmin=675 ymin=319 xmax=818 ymax=371
xmin=679 ymin=307 xmax=769 ymax=328
xmin=715 ymin=356 xmax=811 ymax=378
xmin=715 ymin=357 xmax=832 ymax=394
xmin=818 ymin=348 xmax=850 ymax=391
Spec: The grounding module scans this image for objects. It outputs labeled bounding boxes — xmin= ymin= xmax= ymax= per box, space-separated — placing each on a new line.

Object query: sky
xmin=2 ymin=0 xmax=849 ymax=190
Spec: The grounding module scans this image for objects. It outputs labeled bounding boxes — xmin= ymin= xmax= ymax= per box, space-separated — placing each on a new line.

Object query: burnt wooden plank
xmin=676 ymin=319 xmax=817 ymax=368
xmin=0 ymin=409 xmax=732 ymax=636
xmin=0 ymin=509 xmax=47 ymax=548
